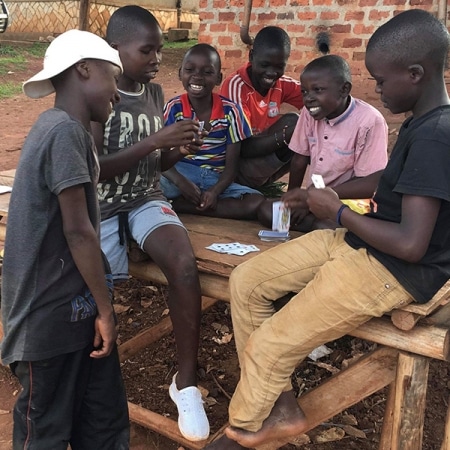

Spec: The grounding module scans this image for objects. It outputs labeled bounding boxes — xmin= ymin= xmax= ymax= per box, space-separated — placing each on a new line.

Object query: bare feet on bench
xmin=224 ymin=391 xmax=308 ymax=448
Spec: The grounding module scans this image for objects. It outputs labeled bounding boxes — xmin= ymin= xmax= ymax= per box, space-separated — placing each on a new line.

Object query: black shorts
xmin=11 ymin=345 xmax=129 ymax=449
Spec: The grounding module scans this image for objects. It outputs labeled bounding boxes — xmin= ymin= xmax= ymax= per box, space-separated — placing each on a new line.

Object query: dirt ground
xmin=0 ymin=46 xmax=448 ymax=450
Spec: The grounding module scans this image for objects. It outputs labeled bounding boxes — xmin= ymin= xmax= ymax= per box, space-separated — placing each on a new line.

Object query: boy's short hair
xmin=106 ymin=5 xmax=160 ymax=44
xmin=23 ymin=29 xmax=122 ymax=99
xmin=367 ymin=9 xmax=450 ymax=70
xmin=182 ymin=43 xmax=221 ymax=71
xmin=253 ymin=26 xmax=291 ymax=55
xmin=302 ymin=55 xmax=352 ymax=84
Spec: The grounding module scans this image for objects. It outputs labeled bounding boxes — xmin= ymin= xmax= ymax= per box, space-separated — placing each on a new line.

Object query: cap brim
xmin=22 ymin=71 xmax=56 ymax=99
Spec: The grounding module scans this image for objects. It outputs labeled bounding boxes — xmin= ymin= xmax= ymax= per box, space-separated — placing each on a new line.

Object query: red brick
xmin=330 ymin=24 xmax=351 ymax=33
xmin=312 ymin=0 xmax=333 ymax=5
xmin=210 ymin=23 xmax=227 ymax=32
xmin=410 ymin=0 xmax=433 ymax=5
xmin=358 ymin=0 xmax=378 ymax=6
xmin=353 ymin=23 xmax=375 ymax=35
xmin=218 ymin=12 xmax=236 ymax=22
xmin=343 ymin=37 xmax=363 ymax=48
xmin=286 ymin=23 xmax=306 ymax=33
xmin=225 ymin=49 xmax=243 ymax=59
xmin=199 ymin=34 xmax=214 ymax=45
xmin=218 ymin=35 xmax=233 ymax=46
xmin=297 ymin=11 xmax=318 ymax=21
xmin=270 ymin=0 xmax=287 ymax=5
xmin=199 ymin=0 xmax=209 ymax=8
xmin=320 ymin=11 xmax=340 ymax=20
xmin=368 ymin=10 xmax=391 ymax=20
xmin=345 ymin=10 xmax=365 ymax=21
xmin=294 ymin=36 xmax=316 ymax=47
xmin=227 ymin=23 xmax=241 ymax=34
xmin=253 ymin=0 xmax=267 ymax=6
xmin=199 ymin=12 xmax=215 ymax=21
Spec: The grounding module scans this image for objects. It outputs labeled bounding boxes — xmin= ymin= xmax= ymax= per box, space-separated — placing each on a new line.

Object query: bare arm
xmin=288 ymin=153 xmax=309 ymax=191
xmin=58 ymin=184 xmax=116 ymax=358
xmin=333 ymin=170 xmax=384 ymax=199
xmin=306 ymin=187 xmax=440 ymax=262
xmin=91 ymin=120 xmax=202 ymax=180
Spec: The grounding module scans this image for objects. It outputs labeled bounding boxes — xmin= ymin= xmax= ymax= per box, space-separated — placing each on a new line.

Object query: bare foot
xmin=224 ymin=391 xmax=308 ymax=448
xmin=203 ymin=434 xmax=245 ymax=450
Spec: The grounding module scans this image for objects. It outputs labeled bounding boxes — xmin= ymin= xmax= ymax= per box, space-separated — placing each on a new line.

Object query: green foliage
xmin=0 ymin=81 xmax=22 ymax=99
xmin=163 ymin=38 xmax=198 ymax=49
xmin=256 ymin=181 xmax=288 ymax=198
xmin=0 ymin=42 xmax=48 ymax=99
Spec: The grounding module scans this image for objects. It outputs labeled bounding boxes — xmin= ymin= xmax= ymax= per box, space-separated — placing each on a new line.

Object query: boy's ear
xmin=408 ymin=64 xmax=424 ymax=84
xmin=217 ymin=71 xmax=223 ymax=86
xmin=110 ymin=42 xmax=118 ymax=50
xmin=341 ymin=81 xmax=352 ymax=96
xmin=75 ymin=60 xmax=90 ymax=79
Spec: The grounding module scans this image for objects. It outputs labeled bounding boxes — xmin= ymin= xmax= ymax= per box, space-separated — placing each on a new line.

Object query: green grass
xmin=163 ymin=38 xmax=198 ymax=49
xmin=0 ymin=42 xmax=47 ymax=99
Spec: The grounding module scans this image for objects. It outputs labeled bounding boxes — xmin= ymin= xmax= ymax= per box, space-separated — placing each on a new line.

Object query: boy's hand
xmin=198 ymin=190 xmax=218 ymax=211
xmin=180 ymin=128 xmax=208 ymax=155
xmin=282 ymin=187 xmax=308 ymax=210
xmin=306 ymin=187 xmax=341 ymax=220
xmin=90 ymin=310 xmax=117 ymax=358
xmin=178 ymin=177 xmax=202 ymax=204
xmin=155 ymin=120 xmax=204 ymax=149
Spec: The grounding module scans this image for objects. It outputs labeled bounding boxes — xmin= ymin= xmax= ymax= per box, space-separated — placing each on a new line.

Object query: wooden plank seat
xmin=1 ymin=167 xmax=450 ymax=449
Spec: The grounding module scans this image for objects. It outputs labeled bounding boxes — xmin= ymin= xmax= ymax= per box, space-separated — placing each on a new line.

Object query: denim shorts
xmin=101 ymin=200 xmax=185 ymax=280
xmin=160 ymin=161 xmax=262 ymax=199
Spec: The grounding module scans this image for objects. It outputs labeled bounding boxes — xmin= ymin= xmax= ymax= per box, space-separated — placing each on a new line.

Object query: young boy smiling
xmin=161 ymin=44 xmax=264 ymax=219
xmin=258 ymin=55 xmax=388 ymax=231
xmin=92 ymin=6 xmax=210 ymax=442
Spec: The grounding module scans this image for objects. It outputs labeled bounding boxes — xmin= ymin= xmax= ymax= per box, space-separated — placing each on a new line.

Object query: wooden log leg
xmin=390 ymin=352 xmax=429 ymax=450
xmin=379 ymin=381 xmax=396 ymax=449
xmin=128 ymin=401 xmax=206 ymax=450
xmin=440 ymin=395 xmax=450 ymax=450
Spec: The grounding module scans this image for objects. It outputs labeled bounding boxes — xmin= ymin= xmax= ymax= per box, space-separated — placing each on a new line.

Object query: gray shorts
xmin=101 ymin=200 xmax=185 ymax=280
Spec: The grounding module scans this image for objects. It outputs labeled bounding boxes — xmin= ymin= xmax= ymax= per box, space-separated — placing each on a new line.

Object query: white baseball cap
xmin=23 ymin=29 xmax=123 ymax=99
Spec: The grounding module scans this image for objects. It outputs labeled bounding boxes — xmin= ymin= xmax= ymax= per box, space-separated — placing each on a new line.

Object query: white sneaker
xmin=169 ymin=373 xmax=210 ymax=441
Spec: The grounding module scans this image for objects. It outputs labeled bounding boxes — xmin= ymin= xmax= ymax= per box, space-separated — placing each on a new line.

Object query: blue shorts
xmin=160 ymin=161 xmax=262 ymax=199
xmin=101 ymin=200 xmax=185 ymax=280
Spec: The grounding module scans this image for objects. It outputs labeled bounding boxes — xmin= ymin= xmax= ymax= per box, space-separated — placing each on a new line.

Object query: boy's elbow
xmin=397 ymin=241 xmax=427 ymax=263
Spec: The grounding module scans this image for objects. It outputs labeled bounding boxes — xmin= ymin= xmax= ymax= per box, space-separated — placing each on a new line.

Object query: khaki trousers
xmin=229 ymin=228 xmax=412 ymax=431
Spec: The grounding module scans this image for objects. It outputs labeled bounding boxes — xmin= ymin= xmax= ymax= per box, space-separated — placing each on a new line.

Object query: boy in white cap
xmin=0 ymin=30 xmax=130 ymax=449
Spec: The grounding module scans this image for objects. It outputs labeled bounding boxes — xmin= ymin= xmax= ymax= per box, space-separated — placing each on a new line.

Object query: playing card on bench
xmin=206 ymin=242 xmax=260 ymax=256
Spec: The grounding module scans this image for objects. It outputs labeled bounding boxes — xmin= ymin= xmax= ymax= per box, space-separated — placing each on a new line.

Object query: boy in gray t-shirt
xmin=0 ymin=30 xmax=129 ymax=449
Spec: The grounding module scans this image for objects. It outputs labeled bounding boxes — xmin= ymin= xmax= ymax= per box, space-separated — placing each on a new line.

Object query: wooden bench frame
xmin=0 ymin=167 xmax=449 ymax=449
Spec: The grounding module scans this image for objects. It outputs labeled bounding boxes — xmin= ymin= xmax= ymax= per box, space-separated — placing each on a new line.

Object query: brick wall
xmin=198 ymin=0 xmax=446 ymax=78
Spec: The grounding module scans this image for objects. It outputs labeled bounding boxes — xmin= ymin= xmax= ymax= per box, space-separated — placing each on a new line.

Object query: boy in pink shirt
xmin=258 ymin=54 xmax=388 ymax=231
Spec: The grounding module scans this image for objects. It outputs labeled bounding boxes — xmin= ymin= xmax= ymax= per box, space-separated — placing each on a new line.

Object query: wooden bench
xmin=1 ymin=169 xmax=450 ymax=449
xmin=123 ymin=214 xmax=450 ymax=450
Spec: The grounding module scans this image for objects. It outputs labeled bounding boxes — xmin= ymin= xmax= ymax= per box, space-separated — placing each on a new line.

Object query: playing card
xmin=272 ymin=201 xmax=290 ymax=232
xmin=206 ymin=242 xmax=260 ymax=256
xmin=311 ymin=173 xmax=326 ymax=189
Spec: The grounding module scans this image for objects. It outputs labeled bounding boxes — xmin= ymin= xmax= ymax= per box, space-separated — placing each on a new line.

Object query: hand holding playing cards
xmin=282 ymin=187 xmax=308 ymax=210
xmin=306 ymin=187 xmax=341 ymax=220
